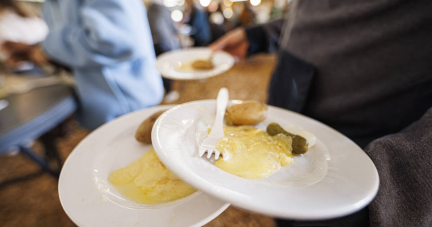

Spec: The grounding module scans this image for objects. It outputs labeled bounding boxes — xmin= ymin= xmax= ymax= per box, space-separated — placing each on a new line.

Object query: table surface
xmin=0 ymin=84 xmax=77 ymax=152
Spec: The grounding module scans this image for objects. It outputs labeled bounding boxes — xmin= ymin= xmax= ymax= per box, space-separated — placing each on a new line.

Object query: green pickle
xmin=266 ymin=123 xmax=309 ymax=155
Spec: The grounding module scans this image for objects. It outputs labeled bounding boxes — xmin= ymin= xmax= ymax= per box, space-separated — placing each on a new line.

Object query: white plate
xmin=59 ymin=105 xmax=229 ymax=227
xmin=152 ymin=100 xmax=379 ymax=220
xmin=156 ymin=48 xmax=235 ymax=80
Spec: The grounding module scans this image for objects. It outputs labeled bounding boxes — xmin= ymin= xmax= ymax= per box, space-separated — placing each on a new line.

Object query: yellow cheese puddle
xmin=109 ymin=148 xmax=196 ymax=204
xmin=215 ymin=126 xmax=294 ymax=179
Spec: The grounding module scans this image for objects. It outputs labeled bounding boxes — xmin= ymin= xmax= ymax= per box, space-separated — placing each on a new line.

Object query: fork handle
xmin=212 ymin=88 xmax=229 ymax=135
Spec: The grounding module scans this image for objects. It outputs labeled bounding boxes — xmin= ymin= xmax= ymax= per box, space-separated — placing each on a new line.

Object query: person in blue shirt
xmin=183 ymin=0 xmax=212 ymax=47
xmin=41 ymin=0 xmax=164 ymax=130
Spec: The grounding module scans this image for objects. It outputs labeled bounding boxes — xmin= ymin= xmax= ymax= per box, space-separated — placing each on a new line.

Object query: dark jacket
xmin=246 ymin=0 xmax=432 ymax=226
xmin=246 ymin=0 xmax=432 ymax=149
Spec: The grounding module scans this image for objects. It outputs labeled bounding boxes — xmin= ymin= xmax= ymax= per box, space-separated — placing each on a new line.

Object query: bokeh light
xmin=200 ymin=0 xmax=211 ymax=7
xmin=210 ymin=12 xmax=224 ymax=25
xmin=171 ymin=10 xmax=183 ymax=22
xmin=223 ymin=8 xmax=233 ymax=18
xmin=223 ymin=0 xmax=233 ymax=7
xmin=163 ymin=0 xmax=178 ymax=7
xmin=250 ymin=0 xmax=261 ymax=6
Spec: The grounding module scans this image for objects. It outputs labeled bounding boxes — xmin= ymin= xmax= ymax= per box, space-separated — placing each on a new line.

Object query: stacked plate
xmin=59 ymin=100 xmax=379 ymax=226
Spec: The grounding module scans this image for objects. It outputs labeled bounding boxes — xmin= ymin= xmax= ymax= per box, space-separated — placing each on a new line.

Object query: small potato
xmin=191 ymin=59 xmax=214 ymax=70
xmin=135 ymin=110 xmax=166 ymax=143
xmin=225 ymin=101 xmax=268 ymax=126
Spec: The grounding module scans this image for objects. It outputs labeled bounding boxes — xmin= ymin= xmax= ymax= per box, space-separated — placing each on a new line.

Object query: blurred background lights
xmin=163 ymin=0 xmax=178 ymax=7
xmin=210 ymin=12 xmax=224 ymax=25
xmin=177 ymin=0 xmax=185 ymax=6
xmin=250 ymin=0 xmax=261 ymax=6
xmin=223 ymin=0 xmax=233 ymax=7
xmin=171 ymin=10 xmax=183 ymax=22
xmin=200 ymin=0 xmax=211 ymax=7
xmin=223 ymin=8 xmax=233 ymax=18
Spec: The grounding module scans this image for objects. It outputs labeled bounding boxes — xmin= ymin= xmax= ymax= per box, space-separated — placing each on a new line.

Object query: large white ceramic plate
xmin=59 ymin=105 xmax=229 ymax=227
xmin=156 ymin=48 xmax=234 ymax=80
xmin=152 ymin=100 xmax=379 ymax=220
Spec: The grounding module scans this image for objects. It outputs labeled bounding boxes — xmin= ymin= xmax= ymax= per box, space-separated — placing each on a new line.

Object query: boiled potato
xmin=191 ymin=59 xmax=214 ymax=70
xmin=135 ymin=110 xmax=166 ymax=143
xmin=225 ymin=101 xmax=268 ymax=126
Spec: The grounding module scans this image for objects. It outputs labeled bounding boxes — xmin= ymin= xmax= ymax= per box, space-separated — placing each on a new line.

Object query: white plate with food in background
xmin=152 ymin=100 xmax=379 ymax=220
xmin=155 ymin=48 xmax=235 ymax=80
xmin=58 ymin=105 xmax=229 ymax=227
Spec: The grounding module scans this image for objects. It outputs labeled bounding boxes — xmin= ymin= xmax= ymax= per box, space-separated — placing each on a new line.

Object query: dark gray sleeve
xmin=285 ymin=108 xmax=432 ymax=227
xmin=245 ymin=18 xmax=285 ymax=54
xmin=365 ymin=108 xmax=432 ymax=227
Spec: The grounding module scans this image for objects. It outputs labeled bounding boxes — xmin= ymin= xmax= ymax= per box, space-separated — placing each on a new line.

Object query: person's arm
xmin=245 ymin=19 xmax=285 ymax=54
xmin=42 ymin=0 xmax=144 ymax=68
xmin=287 ymin=108 xmax=432 ymax=227
xmin=209 ymin=18 xmax=286 ymax=59
xmin=364 ymin=108 xmax=432 ymax=226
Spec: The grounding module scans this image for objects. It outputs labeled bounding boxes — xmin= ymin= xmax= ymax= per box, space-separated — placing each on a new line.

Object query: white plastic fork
xmin=198 ymin=87 xmax=229 ymax=161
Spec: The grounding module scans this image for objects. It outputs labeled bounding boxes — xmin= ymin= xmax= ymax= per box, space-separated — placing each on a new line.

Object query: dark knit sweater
xmin=245 ymin=0 xmax=432 ymax=226
xmin=247 ymin=0 xmax=432 ymax=148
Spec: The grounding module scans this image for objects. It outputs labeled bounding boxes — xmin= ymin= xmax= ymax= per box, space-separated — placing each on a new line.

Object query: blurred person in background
xmin=207 ymin=1 xmax=226 ymax=43
xmin=144 ymin=0 xmax=180 ymax=57
xmin=210 ymin=0 xmax=432 ymax=226
xmin=143 ymin=0 xmax=180 ymax=93
xmin=237 ymin=3 xmax=255 ymax=27
xmin=183 ymin=0 xmax=212 ymax=46
xmin=38 ymin=0 xmax=164 ymax=130
xmin=0 ymin=0 xmax=48 ymax=67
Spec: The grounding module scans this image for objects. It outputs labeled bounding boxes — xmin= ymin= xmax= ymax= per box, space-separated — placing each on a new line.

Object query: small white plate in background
xmin=156 ymin=48 xmax=234 ymax=80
